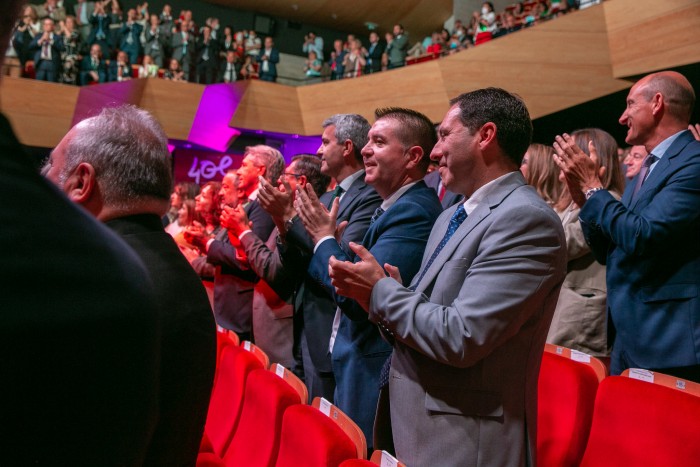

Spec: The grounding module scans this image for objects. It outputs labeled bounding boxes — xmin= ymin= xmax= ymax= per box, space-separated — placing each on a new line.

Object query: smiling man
xmin=554 ymin=71 xmax=700 ymax=382
xmin=328 ymin=88 xmax=566 ymax=466
xmin=294 ymin=107 xmax=442 ymax=449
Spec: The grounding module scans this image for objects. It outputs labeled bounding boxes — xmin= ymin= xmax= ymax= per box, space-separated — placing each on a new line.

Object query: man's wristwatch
xmin=584 ymin=186 xmax=605 ymax=200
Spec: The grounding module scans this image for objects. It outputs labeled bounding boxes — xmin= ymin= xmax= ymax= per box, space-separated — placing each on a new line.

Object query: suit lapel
xmin=337 ymin=173 xmax=367 ymax=220
xmin=629 ymin=130 xmax=694 ymax=210
xmin=413 ymin=172 xmax=524 ymax=292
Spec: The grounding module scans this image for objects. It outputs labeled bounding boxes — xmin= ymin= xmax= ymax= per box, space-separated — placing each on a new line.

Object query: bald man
xmin=554 ymin=71 xmax=700 ymax=382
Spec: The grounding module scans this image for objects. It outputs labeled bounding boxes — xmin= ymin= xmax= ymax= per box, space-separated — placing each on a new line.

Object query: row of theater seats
xmin=198 ymin=329 xmax=700 ymax=466
xmin=538 ymin=343 xmax=700 ymax=466
xmin=196 ymin=330 xmax=405 ymax=467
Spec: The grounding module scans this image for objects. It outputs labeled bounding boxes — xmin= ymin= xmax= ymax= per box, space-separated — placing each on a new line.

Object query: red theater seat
xmin=204 ymin=345 xmax=263 ymax=456
xmin=241 ymin=340 xmax=270 ymax=369
xmin=339 ymin=450 xmax=405 ymax=466
xmin=537 ymin=349 xmax=600 ymax=467
xmin=275 ymin=399 xmax=361 ymax=467
xmin=222 ymin=368 xmax=304 ymax=466
xmin=580 ymin=376 xmax=700 ymax=466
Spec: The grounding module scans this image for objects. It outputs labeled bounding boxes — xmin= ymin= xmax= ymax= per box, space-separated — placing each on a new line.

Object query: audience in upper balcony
xmin=108 ymin=48 xmax=131 ymax=81
xmin=385 ymin=24 xmax=408 ymax=69
xmin=303 ymin=30 xmax=324 ymax=61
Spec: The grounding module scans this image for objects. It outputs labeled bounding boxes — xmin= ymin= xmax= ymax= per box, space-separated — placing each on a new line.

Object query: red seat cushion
xmin=537 ymin=351 xmax=599 ymax=467
xmin=275 ymin=405 xmax=358 ymax=467
xmin=223 ymin=369 xmax=302 ymax=466
xmin=581 ymin=376 xmax=700 ymax=466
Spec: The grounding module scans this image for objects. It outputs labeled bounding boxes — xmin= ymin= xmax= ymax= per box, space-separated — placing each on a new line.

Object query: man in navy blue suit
xmin=294 ymin=108 xmax=442 ymax=448
xmin=554 ymin=71 xmax=700 ymax=382
xmin=30 ymin=18 xmax=64 ymax=82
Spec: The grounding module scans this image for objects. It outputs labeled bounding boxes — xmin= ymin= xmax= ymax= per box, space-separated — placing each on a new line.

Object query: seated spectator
xmin=304 ymin=50 xmax=322 ymax=78
xmin=109 ymin=49 xmax=132 ymax=82
xmin=58 ymin=16 xmax=82 ymax=85
xmin=546 ymin=128 xmax=624 ymax=357
xmin=426 ymin=31 xmax=443 ymax=55
xmin=239 ymin=54 xmax=258 ymax=79
xmin=30 ymin=18 xmax=64 ymax=82
xmin=164 ymin=57 xmax=185 ymax=81
xmin=80 ymin=42 xmax=106 ymax=85
xmin=342 ymin=39 xmax=365 ymax=78
xmin=496 ymin=12 xmax=522 ymax=36
xmin=138 ymin=54 xmax=159 ymax=78
xmin=219 ymin=50 xmax=238 ymax=82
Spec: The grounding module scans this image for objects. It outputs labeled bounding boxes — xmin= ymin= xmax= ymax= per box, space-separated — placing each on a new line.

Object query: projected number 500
xmin=187 ymin=156 xmax=234 ymax=184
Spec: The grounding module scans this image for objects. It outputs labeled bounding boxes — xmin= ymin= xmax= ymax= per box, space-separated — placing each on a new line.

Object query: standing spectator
xmin=219 ymin=50 xmax=238 ymax=83
xmin=119 ymin=8 xmax=143 ymax=66
xmin=12 ymin=6 xmax=41 ymax=77
xmin=555 ymin=71 xmax=700 ymax=382
xmin=171 ymin=23 xmax=193 ymax=81
xmin=303 ymin=30 xmax=324 ymax=60
xmin=245 ymin=29 xmax=261 ymax=57
xmin=195 ymin=25 xmax=218 ymax=84
xmin=159 ymin=3 xmax=174 ymax=27
xmin=329 ymin=39 xmax=345 ymax=80
xmin=364 ymin=31 xmax=383 ymax=74
xmin=143 ymin=14 xmax=167 ymax=68
xmin=88 ymin=1 xmax=111 ymax=58
xmin=386 ymin=24 xmax=408 ymax=69
xmin=58 ymin=16 xmax=82 ymax=85
xmin=219 ymin=25 xmax=235 ymax=58
xmin=30 ymin=18 xmax=64 ymax=82
xmin=39 ymin=0 xmax=66 ymax=23
xmin=80 ymin=42 xmax=107 ymax=85
xmin=342 ymin=39 xmax=365 ymax=78
xmin=108 ymin=49 xmax=131 ymax=82
xmin=108 ymin=0 xmax=123 ymax=56
xmin=73 ymin=0 xmax=95 ymax=42
xmin=623 ymin=145 xmax=647 ymax=181
xmin=258 ymin=36 xmax=279 ymax=82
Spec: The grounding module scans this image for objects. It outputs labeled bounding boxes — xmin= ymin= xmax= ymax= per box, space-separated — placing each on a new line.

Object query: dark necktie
xmin=410 ymin=205 xmax=468 ymax=291
xmin=631 ymin=154 xmax=658 ymax=202
xmin=327 ymin=185 xmax=344 ymax=209
xmin=369 ymin=207 xmax=384 ymax=226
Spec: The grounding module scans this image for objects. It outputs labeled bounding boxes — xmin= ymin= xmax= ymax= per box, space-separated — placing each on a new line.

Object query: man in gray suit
xmin=329 ymin=88 xmax=567 ymax=466
xmin=386 ymin=24 xmax=408 ymax=69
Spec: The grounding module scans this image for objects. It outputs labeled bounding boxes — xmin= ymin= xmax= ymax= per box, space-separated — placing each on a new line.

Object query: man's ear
xmin=478 ymin=122 xmax=497 ymax=149
xmin=64 ymin=162 xmax=97 ymax=205
xmin=405 ymin=145 xmax=424 ymax=168
xmin=342 ymin=139 xmax=354 ymax=159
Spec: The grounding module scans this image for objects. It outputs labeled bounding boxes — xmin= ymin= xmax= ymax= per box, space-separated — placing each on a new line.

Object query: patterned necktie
xmin=370 ymin=207 xmax=384 ymax=226
xmin=410 ymin=205 xmax=468 ymax=290
xmin=631 ymin=154 xmax=658 ymax=201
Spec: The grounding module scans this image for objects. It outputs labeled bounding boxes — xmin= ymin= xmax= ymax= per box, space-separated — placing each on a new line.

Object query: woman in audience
xmin=164 ymin=58 xmax=185 ymax=81
xmin=239 ymin=54 xmax=258 ymax=79
xmin=304 ymin=50 xmax=322 ymax=78
xmin=520 ymin=143 xmax=563 ymax=206
xmin=342 ymin=39 xmax=365 ymax=78
xmin=138 ymin=54 xmax=159 ymax=78
xmin=547 ymin=128 xmax=625 ymax=357
xmin=58 ymin=15 xmax=82 ymax=85
xmin=166 ymin=199 xmax=197 ymax=237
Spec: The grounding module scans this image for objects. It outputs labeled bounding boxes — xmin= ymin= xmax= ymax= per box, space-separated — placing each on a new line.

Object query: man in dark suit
xmin=108 ymin=49 xmax=132 ymax=82
xmin=424 ymin=168 xmax=463 ymax=208
xmin=195 ymin=25 xmax=219 ymax=85
xmin=555 ymin=71 xmax=700 ymax=382
xmin=364 ymin=31 xmax=384 ymax=74
xmin=220 ymin=155 xmax=332 ymax=370
xmin=295 ymin=108 xmax=442 ymax=448
xmin=119 ymin=8 xmax=143 ymax=66
xmin=30 ymin=18 xmax=64 ymax=82
xmin=171 ymin=26 xmax=194 ymax=81
xmin=87 ymin=2 xmax=111 ymax=58
xmin=80 ymin=42 xmax=107 ymax=85
xmin=1 ymin=3 xmax=160 ymax=463
xmin=329 ymin=88 xmax=567 ymax=466
xmin=258 ymin=36 xmax=280 ymax=82
xmin=43 ymin=105 xmax=217 ymax=466
xmin=195 ymin=147 xmax=284 ymax=341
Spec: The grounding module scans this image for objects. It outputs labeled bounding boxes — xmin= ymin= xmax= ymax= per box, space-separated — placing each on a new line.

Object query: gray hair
xmin=245 ymin=145 xmax=285 ymax=184
xmin=322 ymin=114 xmax=370 ymax=163
xmin=60 ymin=105 xmax=172 ymax=210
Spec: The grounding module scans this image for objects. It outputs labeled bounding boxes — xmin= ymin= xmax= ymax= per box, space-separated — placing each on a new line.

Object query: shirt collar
xmin=380 ymin=181 xmax=418 ymax=211
xmin=462 ymin=172 xmax=512 ymax=215
xmin=649 ymin=129 xmax=685 ymax=160
xmin=338 ymin=169 xmax=364 ymax=193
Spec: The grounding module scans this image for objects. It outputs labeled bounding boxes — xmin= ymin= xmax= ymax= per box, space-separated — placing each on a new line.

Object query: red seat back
xmin=580 ymin=376 xmax=700 ymax=466
xmin=223 ymin=369 xmax=302 ymax=466
xmin=275 ymin=405 xmax=357 ymax=467
xmin=204 ymin=345 xmax=263 ymax=456
xmin=537 ymin=351 xmax=599 ymax=467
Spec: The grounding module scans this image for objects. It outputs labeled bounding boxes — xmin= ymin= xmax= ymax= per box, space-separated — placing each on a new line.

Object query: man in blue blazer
xmin=283 ymin=114 xmax=382 ymax=401
xmin=119 ymin=9 xmax=143 ymax=66
xmin=295 ymin=108 xmax=442 ymax=448
xmin=258 ymin=36 xmax=280 ymax=82
xmin=555 ymin=71 xmax=700 ymax=382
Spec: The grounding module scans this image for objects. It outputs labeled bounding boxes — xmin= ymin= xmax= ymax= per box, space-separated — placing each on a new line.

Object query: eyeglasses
xmin=283 ymin=172 xmax=301 ymax=178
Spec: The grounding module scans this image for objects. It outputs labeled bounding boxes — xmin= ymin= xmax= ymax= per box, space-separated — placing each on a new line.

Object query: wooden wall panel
xmin=229 ymin=80 xmax=303 ymax=134
xmin=0 ymin=78 xmax=79 ymax=148
xmin=139 ymin=79 xmax=205 ymax=140
xmin=605 ymin=0 xmax=700 ymax=78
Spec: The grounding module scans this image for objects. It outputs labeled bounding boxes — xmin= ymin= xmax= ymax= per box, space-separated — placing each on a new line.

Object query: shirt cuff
xmin=313 ymin=235 xmax=336 ymax=253
xmin=205 ymin=238 xmax=215 ymax=252
xmin=239 ymin=229 xmax=253 ymax=241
